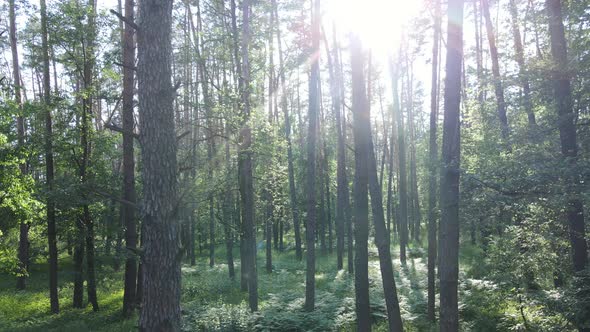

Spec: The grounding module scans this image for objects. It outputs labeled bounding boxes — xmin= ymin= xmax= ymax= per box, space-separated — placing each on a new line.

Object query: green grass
xmin=1 ymin=237 xmax=570 ymax=331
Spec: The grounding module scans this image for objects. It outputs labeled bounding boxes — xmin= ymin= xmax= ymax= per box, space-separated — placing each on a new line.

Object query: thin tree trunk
xmin=238 ymin=0 xmax=258 ymax=312
xmin=366 ymin=80 xmax=404 ymax=330
xmin=40 ymin=0 xmax=59 ymax=314
xmin=481 ymin=0 xmax=509 ymax=140
xmin=428 ymin=0 xmax=441 ymax=322
xmin=272 ymin=0 xmax=302 ymax=261
xmin=392 ymin=58 xmax=408 ymax=264
xmin=81 ymin=0 xmax=98 ymax=311
xmin=439 ymin=0 xmax=463 ymax=330
xmin=10 ymin=0 xmax=29 ymax=291
xmin=121 ymin=0 xmax=137 ymax=317
xmin=509 ymin=0 xmax=536 ymax=126
xmin=350 ymin=34 xmax=370 ymax=331
xmin=137 ymin=0 xmax=181 ymax=329
xmin=304 ymin=0 xmax=320 ymax=312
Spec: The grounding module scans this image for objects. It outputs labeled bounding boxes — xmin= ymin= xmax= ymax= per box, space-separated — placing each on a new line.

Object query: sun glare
xmin=324 ymin=0 xmax=423 ymax=58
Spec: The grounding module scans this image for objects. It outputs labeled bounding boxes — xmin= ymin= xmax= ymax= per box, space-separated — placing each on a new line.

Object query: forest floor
xmin=0 ymin=238 xmax=532 ymax=332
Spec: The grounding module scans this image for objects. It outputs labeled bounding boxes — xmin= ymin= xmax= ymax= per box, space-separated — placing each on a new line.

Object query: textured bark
xmin=10 ymin=0 xmax=29 ymax=291
xmin=137 ymin=0 xmax=181 ymax=330
xmin=304 ymin=0 xmax=320 ymax=312
xmin=121 ymin=0 xmax=137 ymax=317
xmin=238 ymin=0 xmax=258 ymax=312
xmin=546 ymin=0 xmax=587 ymax=274
xmin=40 ymin=0 xmax=59 ymax=314
xmin=439 ymin=0 xmax=463 ymax=330
xmin=481 ymin=0 xmax=509 ymax=140
xmin=350 ymin=34 xmax=370 ymax=331
xmin=509 ymin=0 xmax=536 ymax=126
xmin=428 ymin=0 xmax=441 ymax=322
xmin=73 ymin=219 xmax=84 ymax=308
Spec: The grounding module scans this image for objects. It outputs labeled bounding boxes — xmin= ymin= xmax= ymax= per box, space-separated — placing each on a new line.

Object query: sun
xmin=324 ymin=0 xmax=423 ymax=58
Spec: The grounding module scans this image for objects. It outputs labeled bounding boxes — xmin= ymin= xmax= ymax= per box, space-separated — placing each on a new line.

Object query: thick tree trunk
xmin=121 ymin=0 xmax=137 ymax=317
xmin=238 ymin=0 xmax=258 ymax=312
xmin=481 ymin=0 xmax=509 ymax=140
xmin=439 ymin=0 xmax=463 ymax=330
xmin=224 ymin=124 xmax=235 ymax=279
xmin=73 ymin=223 xmax=85 ymax=308
xmin=546 ymin=0 xmax=588 ymax=274
xmin=304 ymin=0 xmax=320 ymax=312
xmin=137 ymin=0 xmax=181 ymax=329
xmin=10 ymin=0 xmax=29 ymax=291
xmin=350 ymin=34 xmax=370 ymax=331
xmin=40 ymin=0 xmax=59 ymax=314
xmin=428 ymin=0 xmax=441 ymax=322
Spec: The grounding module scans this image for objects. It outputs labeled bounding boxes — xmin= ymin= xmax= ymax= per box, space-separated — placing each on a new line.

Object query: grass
xmin=1 ymin=236 xmax=568 ymax=331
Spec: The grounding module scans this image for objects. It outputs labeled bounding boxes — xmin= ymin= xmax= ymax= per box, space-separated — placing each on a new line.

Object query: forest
xmin=0 ymin=0 xmax=589 ymax=331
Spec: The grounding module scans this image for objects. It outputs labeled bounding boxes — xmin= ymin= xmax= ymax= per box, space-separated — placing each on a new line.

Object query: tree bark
xmin=546 ymin=0 xmax=588 ymax=274
xmin=428 ymin=0 xmax=441 ymax=322
xmin=238 ymin=0 xmax=258 ymax=312
xmin=392 ymin=58 xmax=408 ymax=264
xmin=121 ymin=0 xmax=137 ymax=317
xmin=439 ymin=0 xmax=463 ymax=330
xmin=304 ymin=0 xmax=320 ymax=312
xmin=10 ymin=0 xmax=29 ymax=291
xmin=40 ymin=0 xmax=59 ymax=314
xmin=137 ymin=0 xmax=181 ymax=329
xmin=350 ymin=34 xmax=370 ymax=331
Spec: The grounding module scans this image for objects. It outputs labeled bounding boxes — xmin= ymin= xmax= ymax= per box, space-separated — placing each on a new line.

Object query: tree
xmin=273 ymin=0 xmax=302 ymax=262
xmin=238 ymin=0 xmax=258 ymax=312
xmin=546 ymin=0 xmax=588 ymax=274
xmin=121 ymin=0 xmax=138 ymax=317
xmin=350 ymin=33 xmax=370 ymax=331
xmin=439 ymin=0 xmax=464 ymax=330
xmin=9 ymin=0 xmax=29 ymax=291
xmin=428 ymin=0 xmax=441 ymax=322
xmin=508 ymin=0 xmax=536 ymax=127
xmin=40 ymin=0 xmax=59 ymax=315
xmin=481 ymin=0 xmax=509 ymax=140
xmin=136 ymin=0 xmax=181 ymax=329
xmin=392 ymin=56 xmax=408 ymax=264
xmin=304 ymin=0 xmax=320 ymax=312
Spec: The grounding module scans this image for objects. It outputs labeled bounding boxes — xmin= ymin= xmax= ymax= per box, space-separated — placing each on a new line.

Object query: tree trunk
xmin=481 ymin=0 xmax=509 ymax=140
xmin=509 ymin=0 xmax=536 ymax=126
xmin=121 ymin=0 xmax=137 ymax=317
xmin=304 ymin=0 xmax=320 ymax=312
xmin=40 ymin=0 xmax=59 ymax=314
xmin=81 ymin=0 xmax=98 ymax=311
xmin=238 ymin=0 xmax=258 ymax=312
xmin=10 ymin=0 xmax=29 ymax=291
xmin=367 ymin=108 xmax=405 ymax=331
xmin=272 ymin=0 xmax=302 ymax=261
xmin=137 ymin=0 xmax=181 ymax=329
xmin=350 ymin=34 xmax=371 ymax=331
xmin=439 ymin=0 xmax=463 ymax=330
xmin=392 ymin=58 xmax=408 ymax=264
xmin=428 ymin=0 xmax=441 ymax=322
xmin=546 ymin=0 xmax=588 ymax=274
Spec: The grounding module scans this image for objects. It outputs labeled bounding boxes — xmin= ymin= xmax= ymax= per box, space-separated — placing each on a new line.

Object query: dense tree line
xmin=0 ymin=0 xmax=589 ymax=330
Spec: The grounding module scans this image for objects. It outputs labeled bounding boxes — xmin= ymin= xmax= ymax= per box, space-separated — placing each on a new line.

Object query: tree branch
xmin=109 ymin=9 xmax=139 ymax=31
